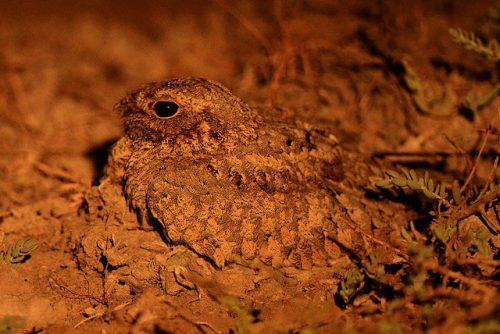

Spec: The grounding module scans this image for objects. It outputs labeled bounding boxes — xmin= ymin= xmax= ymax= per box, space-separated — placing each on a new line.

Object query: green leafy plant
xmin=347 ymin=17 xmax=500 ymax=332
xmin=401 ymin=222 xmax=434 ymax=260
xmin=448 ymin=28 xmax=500 ymax=118
xmin=401 ymin=60 xmax=454 ymax=116
xmin=363 ymin=252 xmax=386 ymax=281
xmin=0 ymin=239 xmax=38 ymax=267
xmin=402 ymin=29 xmax=500 ymax=118
xmin=338 ymin=268 xmax=365 ymax=305
xmin=463 ymin=225 xmax=493 ymax=258
xmin=460 ymin=84 xmax=500 ymax=114
xmin=370 ymin=169 xmax=464 ymax=207
xmin=449 ymin=28 xmax=500 ymax=61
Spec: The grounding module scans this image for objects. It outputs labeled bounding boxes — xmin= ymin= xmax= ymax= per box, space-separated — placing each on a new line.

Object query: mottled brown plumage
xmin=105 ymin=78 xmax=364 ymax=268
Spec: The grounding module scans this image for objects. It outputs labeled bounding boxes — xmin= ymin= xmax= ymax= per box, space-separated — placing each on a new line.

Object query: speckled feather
xmin=105 ymin=78 xmax=363 ymax=268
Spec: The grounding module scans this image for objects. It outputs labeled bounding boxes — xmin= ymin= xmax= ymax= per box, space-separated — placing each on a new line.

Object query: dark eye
xmin=153 ymin=101 xmax=179 ymax=118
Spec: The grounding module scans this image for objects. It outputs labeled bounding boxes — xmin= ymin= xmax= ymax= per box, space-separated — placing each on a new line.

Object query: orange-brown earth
xmin=0 ymin=1 xmax=498 ymax=333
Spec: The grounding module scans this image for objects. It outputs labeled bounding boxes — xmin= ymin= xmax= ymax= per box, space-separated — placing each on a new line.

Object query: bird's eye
xmin=153 ymin=101 xmax=179 ymax=118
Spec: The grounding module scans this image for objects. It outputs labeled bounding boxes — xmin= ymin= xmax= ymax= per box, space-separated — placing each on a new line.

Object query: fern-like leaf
xmin=371 ymin=169 xmax=452 ymax=206
xmin=449 ymin=28 xmax=500 ymax=61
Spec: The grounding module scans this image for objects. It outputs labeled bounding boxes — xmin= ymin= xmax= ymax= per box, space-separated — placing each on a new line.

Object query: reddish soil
xmin=0 ymin=1 xmax=498 ymax=333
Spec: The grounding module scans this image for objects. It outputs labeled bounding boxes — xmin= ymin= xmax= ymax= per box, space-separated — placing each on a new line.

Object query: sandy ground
xmin=0 ymin=1 xmax=498 ymax=333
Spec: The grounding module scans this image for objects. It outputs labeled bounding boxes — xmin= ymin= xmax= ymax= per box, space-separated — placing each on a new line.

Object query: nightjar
xmin=104 ymin=78 xmax=366 ymax=269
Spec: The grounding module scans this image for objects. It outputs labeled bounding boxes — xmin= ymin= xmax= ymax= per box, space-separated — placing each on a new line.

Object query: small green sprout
xmin=0 ymin=239 xmax=38 ymax=267
xmin=338 ymin=268 xmax=365 ymax=305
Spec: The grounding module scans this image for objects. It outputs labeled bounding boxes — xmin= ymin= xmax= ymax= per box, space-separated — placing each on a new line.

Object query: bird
xmin=103 ymin=77 xmax=366 ymax=269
